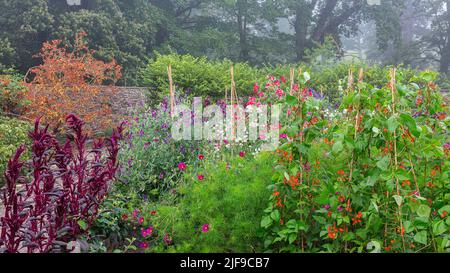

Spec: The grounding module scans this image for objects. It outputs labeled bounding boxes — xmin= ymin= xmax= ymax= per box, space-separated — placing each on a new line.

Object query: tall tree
xmin=433 ymin=0 xmax=450 ymax=74
xmin=278 ymin=0 xmax=366 ymax=61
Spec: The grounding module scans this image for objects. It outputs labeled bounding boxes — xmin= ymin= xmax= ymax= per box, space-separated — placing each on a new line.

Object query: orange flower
xmin=401 ymin=180 xmax=411 ymax=187
xmin=337 ymin=170 xmax=345 ymax=176
xmin=430 ymin=169 xmax=437 ymax=177
xmin=327 ymin=225 xmax=338 ymax=240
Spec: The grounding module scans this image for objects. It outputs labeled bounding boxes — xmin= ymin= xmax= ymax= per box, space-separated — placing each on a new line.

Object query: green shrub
xmin=140 ymin=53 xmax=263 ymax=102
xmin=139 ymin=53 xmax=428 ymax=107
xmin=150 ymin=152 xmax=274 ymax=253
xmin=0 ymin=117 xmax=30 ymax=186
xmin=307 ymin=62 xmax=418 ymax=104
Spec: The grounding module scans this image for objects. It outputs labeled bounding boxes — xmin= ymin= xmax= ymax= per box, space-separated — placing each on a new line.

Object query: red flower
xmin=121 ymin=214 xmax=128 ymax=220
xmin=337 ymin=170 xmax=345 ymax=176
xmin=178 ymin=162 xmax=187 ymax=171
xmin=239 ymin=151 xmax=246 ymax=158
xmin=201 ymin=224 xmax=210 ymax=233
xmin=253 ymin=83 xmax=259 ymax=94
xmin=280 ymin=76 xmax=287 ymax=83
xmin=150 ymin=210 xmax=157 ymax=216
xmin=198 ymin=154 xmax=204 ymax=160
xmin=197 ymin=174 xmax=204 ymax=181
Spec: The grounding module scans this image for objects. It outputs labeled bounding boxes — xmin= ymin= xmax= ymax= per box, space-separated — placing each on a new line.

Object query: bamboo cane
xmin=390 ymin=68 xmax=406 ymax=252
xmin=290 ymin=68 xmax=295 ymax=95
xmin=168 ymin=64 xmax=175 ymax=117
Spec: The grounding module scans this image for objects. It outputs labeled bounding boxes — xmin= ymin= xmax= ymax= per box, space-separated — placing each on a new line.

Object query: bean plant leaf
xmin=400 ymin=113 xmax=420 ymax=137
xmin=387 ymin=115 xmax=399 ymax=133
xmin=414 ymin=231 xmax=427 ymax=245
xmin=417 ymin=205 xmax=431 ymax=218
xmin=433 ymin=220 xmax=447 ymax=236
xmin=393 ymin=195 xmax=403 ymax=207
xmin=376 ymin=156 xmax=390 ymax=171
xmin=261 ymin=216 xmax=273 ymax=228
xmin=332 ymin=141 xmax=343 ymax=154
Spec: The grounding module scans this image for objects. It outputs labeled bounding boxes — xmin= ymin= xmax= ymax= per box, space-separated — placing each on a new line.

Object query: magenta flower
xmin=138 ymin=216 xmax=144 ymax=224
xmin=178 ymin=162 xmax=187 ymax=171
xmin=164 ymin=233 xmax=173 ymax=245
xmin=141 ymin=226 xmax=154 ymax=237
xmin=132 ymin=209 xmax=139 ymax=218
xmin=239 ymin=151 xmax=246 ymax=158
xmin=275 ymin=88 xmax=284 ymax=98
xmin=197 ymin=174 xmax=204 ymax=181
xmin=201 ymin=224 xmax=210 ymax=233
xmin=139 ymin=242 xmax=149 ymax=249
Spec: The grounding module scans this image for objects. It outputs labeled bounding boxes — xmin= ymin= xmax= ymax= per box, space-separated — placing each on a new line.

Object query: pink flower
xmin=139 ymin=242 xmax=149 ymax=249
xmin=280 ymin=134 xmax=287 ymax=139
xmin=178 ymin=162 xmax=187 ymax=171
xmin=280 ymin=76 xmax=286 ymax=83
xmin=201 ymin=224 xmax=210 ymax=233
xmin=141 ymin=226 xmax=154 ymax=237
xmin=197 ymin=174 xmax=204 ymax=181
xmin=138 ymin=216 xmax=144 ymax=224
xmin=164 ymin=233 xmax=173 ymax=245
xmin=258 ymin=92 xmax=264 ymax=98
xmin=132 ymin=209 xmax=139 ymax=218
xmin=247 ymin=96 xmax=256 ymax=106
xmin=275 ymin=88 xmax=284 ymax=98
xmin=239 ymin=151 xmax=246 ymax=158
xmin=253 ymin=83 xmax=259 ymax=93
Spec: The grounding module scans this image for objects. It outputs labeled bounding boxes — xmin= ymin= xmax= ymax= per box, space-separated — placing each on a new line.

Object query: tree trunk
xmin=439 ymin=0 xmax=450 ymax=74
xmin=294 ymin=6 xmax=308 ymax=62
xmin=237 ymin=0 xmax=249 ymax=61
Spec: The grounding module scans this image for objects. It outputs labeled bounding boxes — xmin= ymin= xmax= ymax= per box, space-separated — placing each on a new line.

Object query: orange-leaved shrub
xmin=24 ymin=32 xmax=122 ymax=134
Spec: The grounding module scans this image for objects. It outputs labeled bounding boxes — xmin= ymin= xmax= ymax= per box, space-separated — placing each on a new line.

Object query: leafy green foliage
xmin=151 ymin=153 xmax=274 ymax=253
xmin=116 ymin=98 xmax=208 ymax=199
xmin=262 ymin=69 xmax=450 ymax=253
xmin=140 ymin=53 xmax=263 ymax=101
xmin=0 ymin=74 xmax=28 ymax=116
xmin=0 ymin=117 xmax=30 ymax=186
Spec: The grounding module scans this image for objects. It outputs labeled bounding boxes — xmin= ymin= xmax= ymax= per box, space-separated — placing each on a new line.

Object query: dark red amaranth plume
xmin=0 ymin=115 xmax=123 ymax=253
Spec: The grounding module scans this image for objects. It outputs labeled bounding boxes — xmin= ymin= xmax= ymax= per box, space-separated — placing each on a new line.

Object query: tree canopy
xmin=0 ymin=0 xmax=449 ymax=84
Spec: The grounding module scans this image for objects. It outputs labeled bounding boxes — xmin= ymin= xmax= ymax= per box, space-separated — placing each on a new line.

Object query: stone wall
xmin=109 ymin=86 xmax=148 ymax=116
